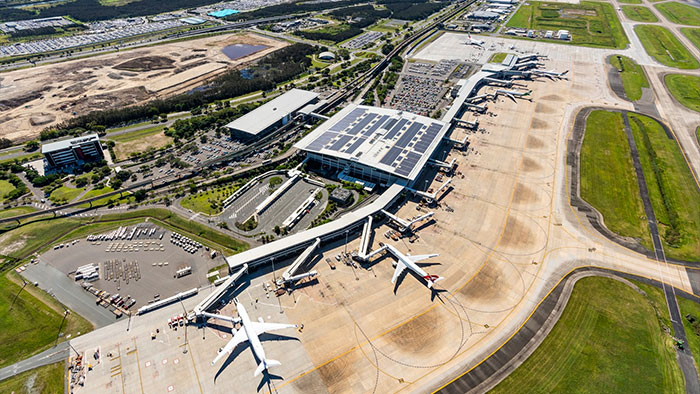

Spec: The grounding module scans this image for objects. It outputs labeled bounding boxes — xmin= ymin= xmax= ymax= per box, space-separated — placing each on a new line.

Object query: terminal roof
xmin=295 ymin=105 xmax=449 ymax=182
xmin=225 ymin=89 xmax=318 ymax=136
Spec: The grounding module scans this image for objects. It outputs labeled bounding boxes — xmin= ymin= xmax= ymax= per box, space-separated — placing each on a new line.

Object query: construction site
xmin=0 ymin=32 xmax=285 ymax=142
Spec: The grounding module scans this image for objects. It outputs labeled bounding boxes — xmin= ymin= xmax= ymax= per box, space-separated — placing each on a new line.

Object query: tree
xmin=134 ymin=189 xmax=148 ymax=202
xmin=273 ymin=225 xmax=281 ymax=235
xmin=25 ymin=140 xmax=39 ymax=151
xmin=0 ymin=138 xmax=12 ymax=149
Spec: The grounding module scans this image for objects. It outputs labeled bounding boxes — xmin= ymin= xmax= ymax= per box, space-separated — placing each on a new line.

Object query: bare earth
xmin=0 ymin=32 xmax=287 ymax=142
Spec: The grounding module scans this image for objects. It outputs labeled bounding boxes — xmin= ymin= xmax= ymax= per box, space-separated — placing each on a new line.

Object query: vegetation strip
xmin=609 ymin=55 xmax=649 ymax=101
xmin=621 ymin=5 xmax=659 ymax=23
xmin=665 ymin=73 xmax=700 ymax=113
xmin=634 ymin=25 xmax=699 ymax=69
xmin=655 ymin=2 xmax=700 ymax=26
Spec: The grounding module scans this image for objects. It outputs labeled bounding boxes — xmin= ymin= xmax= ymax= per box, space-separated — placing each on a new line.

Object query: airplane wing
xmin=408 ymin=254 xmax=439 ymax=263
xmin=211 ymin=329 xmax=248 ymax=365
xmin=392 ymin=260 xmax=407 ymax=284
xmin=249 ymin=322 xmax=297 ymax=337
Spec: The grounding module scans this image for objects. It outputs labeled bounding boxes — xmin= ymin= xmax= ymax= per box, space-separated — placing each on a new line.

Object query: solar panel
xmin=306 ymin=132 xmax=337 ymax=152
xmin=345 ymin=137 xmax=366 ymax=155
xmin=328 ymin=135 xmax=353 ymax=151
xmin=396 ymin=152 xmax=422 ymax=177
xmin=396 ymin=122 xmax=424 ymax=149
xmin=379 ymin=146 xmax=403 ymax=166
xmin=329 ymin=108 xmax=365 ymax=132
xmin=384 ymin=119 xmax=408 ymax=140
xmin=382 ymin=118 xmax=397 ymax=131
xmin=346 ymin=113 xmax=377 ymax=135
xmin=361 ymin=115 xmax=390 ymax=136
xmin=414 ymin=123 xmax=443 ymax=153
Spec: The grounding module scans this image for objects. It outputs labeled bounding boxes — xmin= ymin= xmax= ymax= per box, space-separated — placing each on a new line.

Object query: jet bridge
xmin=279 ymin=237 xmax=320 ymax=285
xmin=407 ymin=179 xmax=452 ymax=203
xmin=358 ymin=216 xmax=374 ymax=260
xmin=381 ymin=209 xmax=435 ymax=232
xmin=193 ymin=264 xmax=248 ymax=318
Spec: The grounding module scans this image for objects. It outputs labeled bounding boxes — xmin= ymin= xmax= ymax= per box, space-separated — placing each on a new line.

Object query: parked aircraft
xmin=207 ymin=299 xmax=298 ymax=376
xmin=384 ymin=243 xmax=443 ymax=288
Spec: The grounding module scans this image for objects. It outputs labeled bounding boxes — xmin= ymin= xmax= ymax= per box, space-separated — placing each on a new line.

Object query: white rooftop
xmin=225 ymin=89 xmax=318 ymax=136
xmin=295 ymin=104 xmax=450 ymax=182
xmin=41 ymin=133 xmax=100 ymax=154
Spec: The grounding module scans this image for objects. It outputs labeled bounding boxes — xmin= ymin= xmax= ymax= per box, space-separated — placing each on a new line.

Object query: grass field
xmin=681 ymin=28 xmax=700 ymax=52
xmin=665 ymin=73 xmax=700 ymax=112
xmin=676 ymin=296 xmax=700 ymax=370
xmin=0 ymin=206 xmax=37 ymax=219
xmin=655 ymin=2 xmax=700 ymax=26
xmin=78 ymin=186 xmax=114 ymax=201
xmin=622 ymin=5 xmax=659 ymax=22
xmin=618 ymin=0 xmax=642 ymax=3
xmin=580 ymin=110 xmax=652 ymax=249
xmin=0 ymin=152 xmax=42 ymax=165
xmin=49 ymin=186 xmax=84 ymax=204
xmin=0 ymin=361 xmax=64 ymax=393
xmin=629 ymin=113 xmax=700 ymax=261
xmin=180 ymin=185 xmax=239 ymax=216
xmin=106 ymin=125 xmax=171 ymax=161
xmin=635 ymin=25 xmax=699 ymax=69
xmin=697 ymin=126 xmax=700 ymax=145
xmin=506 ymin=1 xmax=629 ymax=49
xmin=489 ymin=52 xmax=510 ymax=63
xmin=0 ymin=179 xmax=16 ymax=201
xmin=609 ymin=55 xmax=649 ymax=101
xmin=0 ymin=272 xmax=92 ymax=368
xmin=492 ymin=277 xmax=684 ymax=393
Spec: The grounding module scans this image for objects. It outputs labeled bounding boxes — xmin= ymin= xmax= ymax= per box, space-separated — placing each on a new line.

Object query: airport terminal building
xmin=226 ymin=89 xmax=319 ymax=141
xmin=294 ymin=104 xmax=450 ymax=187
xmin=41 ymin=134 xmax=104 ymax=170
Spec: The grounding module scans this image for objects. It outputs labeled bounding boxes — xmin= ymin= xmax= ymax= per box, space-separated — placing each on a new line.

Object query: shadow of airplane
xmin=213 ymin=333 xmax=300 ymax=382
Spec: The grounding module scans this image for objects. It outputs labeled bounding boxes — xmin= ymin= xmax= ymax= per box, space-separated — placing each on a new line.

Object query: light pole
xmin=178 ymin=298 xmax=188 ymax=354
xmin=344 ymin=230 xmax=349 ymax=255
xmin=55 ymin=309 xmax=70 ymax=347
xmin=9 ymin=279 xmax=28 ymax=311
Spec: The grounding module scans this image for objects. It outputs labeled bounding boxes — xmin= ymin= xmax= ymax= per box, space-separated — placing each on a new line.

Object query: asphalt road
xmin=0 ymin=342 xmax=68 ymax=381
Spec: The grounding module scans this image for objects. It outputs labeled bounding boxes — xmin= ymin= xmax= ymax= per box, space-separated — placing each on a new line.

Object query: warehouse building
xmin=294 ymin=104 xmax=450 ymax=187
xmin=41 ymin=134 xmax=104 ymax=170
xmin=226 ymin=89 xmax=319 ymax=141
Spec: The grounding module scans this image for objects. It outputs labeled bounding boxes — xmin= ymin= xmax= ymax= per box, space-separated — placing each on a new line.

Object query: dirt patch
xmin=316 ymin=351 xmax=359 ymax=392
xmin=113 ymin=56 xmax=176 ymax=72
xmin=513 ymin=183 xmax=538 ymax=205
xmin=0 ymin=90 xmax=45 ymax=111
xmin=499 ymin=215 xmax=534 ymax=249
xmin=534 ymin=103 xmax=554 ymax=114
xmin=530 ymin=118 xmax=548 ymax=130
xmin=112 ymin=130 xmax=171 ymax=160
xmin=458 ymin=262 xmax=505 ymax=301
xmin=0 ymin=234 xmax=27 ymax=255
xmin=522 ymin=156 xmax=542 ymax=172
xmin=290 ymin=370 xmax=329 ymax=393
xmin=526 ymin=136 xmax=545 ymax=149
xmin=64 ymin=87 xmax=150 ymax=115
xmin=386 ymin=308 xmax=444 ymax=353
xmin=29 ymin=113 xmax=56 ymax=126
xmin=540 ymin=94 xmax=563 ymax=101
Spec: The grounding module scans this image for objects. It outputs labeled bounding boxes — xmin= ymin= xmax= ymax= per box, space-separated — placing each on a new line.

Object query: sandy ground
xmin=64 ymin=30 xmax=700 ymax=394
xmin=0 ymin=33 xmax=286 ymax=142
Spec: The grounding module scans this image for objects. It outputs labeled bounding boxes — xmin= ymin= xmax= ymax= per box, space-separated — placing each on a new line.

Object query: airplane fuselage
xmin=237 ymin=302 xmax=267 ymax=362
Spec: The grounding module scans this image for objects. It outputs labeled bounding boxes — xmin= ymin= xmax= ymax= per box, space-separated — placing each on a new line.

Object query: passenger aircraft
xmin=466 ymin=34 xmax=485 ymax=47
xmin=206 ymin=299 xmax=298 ymax=376
xmin=384 ymin=243 xmax=443 ymax=288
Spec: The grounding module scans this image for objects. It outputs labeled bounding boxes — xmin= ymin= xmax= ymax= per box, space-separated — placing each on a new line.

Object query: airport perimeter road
xmin=22 ymin=261 xmax=116 ymax=328
xmin=0 ymin=342 xmax=69 ymax=381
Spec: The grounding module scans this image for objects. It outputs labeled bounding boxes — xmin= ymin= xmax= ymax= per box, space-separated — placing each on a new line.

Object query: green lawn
xmin=49 ymin=185 xmax=84 ymax=204
xmin=681 ymin=28 xmax=700 ymax=52
xmin=0 ymin=272 xmax=92 ymax=368
xmin=655 ymin=2 xmax=700 ymax=26
xmin=180 ymin=185 xmax=239 ymax=216
xmin=618 ymin=0 xmax=642 ymax=3
xmin=78 ymin=186 xmax=114 ymax=201
xmin=622 ymin=5 xmax=659 ymax=22
xmin=0 ymin=361 xmax=64 ymax=393
xmin=665 ymin=73 xmax=700 ymax=112
xmin=635 ymin=25 xmax=699 ymax=69
xmin=489 ymin=52 xmax=511 ymax=63
xmin=0 ymin=179 xmax=16 ymax=201
xmin=492 ymin=277 xmax=684 ymax=393
xmin=628 ymin=113 xmax=700 ymax=261
xmin=106 ymin=125 xmax=165 ymax=143
xmin=0 ymin=206 xmax=37 ymax=219
xmin=696 ymin=126 xmax=700 ymax=145
xmin=580 ymin=110 xmax=652 ymax=249
xmin=0 ymin=152 xmax=42 ymax=165
xmin=677 ymin=295 xmax=700 ymax=371
xmin=506 ymin=1 xmax=629 ymax=49
xmin=609 ymin=55 xmax=649 ymax=101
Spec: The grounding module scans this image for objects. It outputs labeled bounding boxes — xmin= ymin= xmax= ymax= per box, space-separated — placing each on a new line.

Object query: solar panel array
xmin=302 ymin=106 xmax=446 ymax=180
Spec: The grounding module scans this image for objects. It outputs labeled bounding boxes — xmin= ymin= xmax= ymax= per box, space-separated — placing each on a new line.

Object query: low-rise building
xmin=42 ymin=134 xmax=104 ymax=170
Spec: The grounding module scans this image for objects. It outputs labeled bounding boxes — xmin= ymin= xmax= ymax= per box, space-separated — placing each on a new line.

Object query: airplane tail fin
xmin=425 ymin=275 xmax=444 ymax=288
xmin=254 ymin=359 xmax=281 ymax=377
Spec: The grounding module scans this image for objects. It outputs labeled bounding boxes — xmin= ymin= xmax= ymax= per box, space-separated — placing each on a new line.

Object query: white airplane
xmin=533 ymin=69 xmax=569 ymax=79
xmin=466 ymin=34 xmax=485 ymax=47
xmin=208 ymin=299 xmax=298 ymax=377
xmin=384 ymin=243 xmax=443 ymax=288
